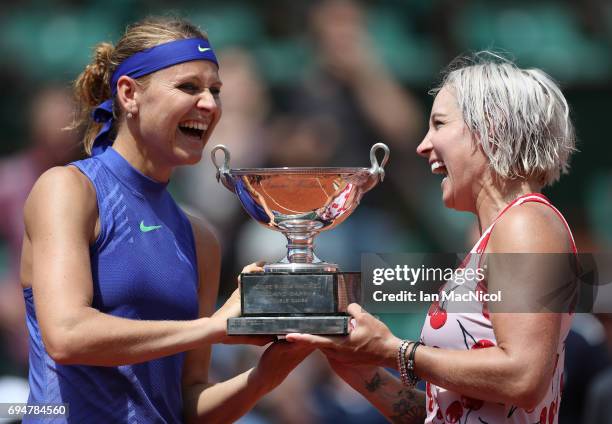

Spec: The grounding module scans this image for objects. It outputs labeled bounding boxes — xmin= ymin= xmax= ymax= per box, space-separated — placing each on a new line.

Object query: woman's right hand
xmin=212 ymin=287 xmax=241 ymax=325
xmin=211 ymin=261 xmax=273 ymax=346
xmin=212 ymin=261 xmax=265 ymax=323
xmin=324 ymin=350 xmax=378 ymax=382
xmin=286 ymin=304 xmax=401 ymax=369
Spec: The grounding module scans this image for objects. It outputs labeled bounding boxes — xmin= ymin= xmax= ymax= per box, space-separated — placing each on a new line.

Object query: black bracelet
xmin=406 ymin=341 xmax=422 ymax=386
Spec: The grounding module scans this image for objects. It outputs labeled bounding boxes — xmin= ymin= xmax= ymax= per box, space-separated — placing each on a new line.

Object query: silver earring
xmin=127 ymin=112 xmax=133 ymax=119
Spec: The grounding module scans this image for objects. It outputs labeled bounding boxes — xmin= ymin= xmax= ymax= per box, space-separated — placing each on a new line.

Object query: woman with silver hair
xmin=287 ymin=51 xmax=577 ymax=424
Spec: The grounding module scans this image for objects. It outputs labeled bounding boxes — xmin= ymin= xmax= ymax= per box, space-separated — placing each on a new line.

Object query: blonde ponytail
xmin=72 ymin=42 xmax=115 ymax=155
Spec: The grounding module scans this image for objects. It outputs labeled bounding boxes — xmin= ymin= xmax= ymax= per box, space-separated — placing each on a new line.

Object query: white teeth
xmin=431 ymin=161 xmax=445 ymax=172
xmin=179 ymin=120 xmax=209 ymax=131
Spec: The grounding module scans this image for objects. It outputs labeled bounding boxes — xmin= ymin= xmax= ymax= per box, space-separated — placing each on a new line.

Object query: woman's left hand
xmin=285 ymin=303 xmax=401 ymax=369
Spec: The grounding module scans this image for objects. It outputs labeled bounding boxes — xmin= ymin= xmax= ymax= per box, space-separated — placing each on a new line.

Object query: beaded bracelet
xmin=397 ymin=340 xmax=411 ymax=386
xmin=398 ymin=340 xmax=422 ymax=387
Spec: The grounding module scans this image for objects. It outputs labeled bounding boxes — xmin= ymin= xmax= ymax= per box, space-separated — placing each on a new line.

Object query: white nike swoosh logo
xmin=198 ymin=45 xmax=211 ymax=53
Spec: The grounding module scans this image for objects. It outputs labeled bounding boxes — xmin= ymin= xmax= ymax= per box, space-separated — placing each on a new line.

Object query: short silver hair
xmin=432 ymin=51 xmax=576 ymax=186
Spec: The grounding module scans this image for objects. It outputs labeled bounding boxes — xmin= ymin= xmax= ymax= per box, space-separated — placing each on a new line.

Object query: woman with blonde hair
xmin=21 ymin=16 xmax=311 ymax=423
xmin=287 ymin=51 xmax=577 ymax=424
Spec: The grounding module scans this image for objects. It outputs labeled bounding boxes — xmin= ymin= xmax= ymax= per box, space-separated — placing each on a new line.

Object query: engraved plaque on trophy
xmin=212 ymin=143 xmax=390 ymax=335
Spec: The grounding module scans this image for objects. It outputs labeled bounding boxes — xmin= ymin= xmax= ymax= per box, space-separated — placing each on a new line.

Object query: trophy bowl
xmin=212 ymin=143 xmax=390 ymax=273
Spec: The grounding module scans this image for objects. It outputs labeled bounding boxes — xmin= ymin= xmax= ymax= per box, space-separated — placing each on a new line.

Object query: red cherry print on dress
xmin=331 ymin=203 xmax=338 ymax=208
xmin=429 ymin=301 xmax=447 ymax=329
xmin=445 ymin=401 xmax=463 ymax=423
xmin=461 ymin=395 xmax=484 ymax=411
xmin=539 ymin=406 xmax=547 ymax=424
xmin=426 ymin=382 xmax=433 ymax=412
xmin=471 ymin=339 xmax=495 ymax=349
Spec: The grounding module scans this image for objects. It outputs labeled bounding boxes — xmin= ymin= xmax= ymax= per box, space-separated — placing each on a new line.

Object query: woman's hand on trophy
xmin=213 ymin=261 xmax=264 ymax=322
xmin=239 ymin=261 xmax=266 ymax=279
xmin=212 ymin=261 xmax=273 ymax=346
xmin=251 ymin=340 xmax=315 ymax=393
xmin=285 ymin=303 xmax=401 ymax=369
xmin=213 ymin=287 xmax=241 ymax=321
xmin=212 ymin=289 xmax=273 ymax=346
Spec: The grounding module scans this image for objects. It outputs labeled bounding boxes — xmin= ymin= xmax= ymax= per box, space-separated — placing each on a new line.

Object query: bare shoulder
xmin=184 ymin=213 xmax=220 ymax=312
xmin=24 ymin=166 xmax=97 ymax=233
xmin=487 ymin=201 xmax=572 ymax=253
xmin=185 ymin=213 xmax=220 ymax=255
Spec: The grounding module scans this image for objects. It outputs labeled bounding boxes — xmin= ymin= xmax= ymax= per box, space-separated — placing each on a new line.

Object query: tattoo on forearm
xmin=362 ymin=372 xmax=425 ymax=424
xmin=390 ymin=388 xmax=426 ymax=424
xmin=365 ymin=372 xmax=384 ymax=392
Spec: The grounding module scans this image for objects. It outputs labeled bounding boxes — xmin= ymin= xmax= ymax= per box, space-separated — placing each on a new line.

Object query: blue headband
xmin=91 ymin=38 xmax=218 ymax=155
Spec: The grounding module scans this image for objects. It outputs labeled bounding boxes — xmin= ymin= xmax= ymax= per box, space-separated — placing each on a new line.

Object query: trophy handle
xmin=369 ymin=143 xmax=390 ymax=181
xmin=211 ymin=145 xmax=234 ymax=191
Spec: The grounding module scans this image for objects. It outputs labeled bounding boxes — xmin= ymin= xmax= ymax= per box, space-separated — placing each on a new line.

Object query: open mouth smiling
xmin=431 ymin=160 xmax=447 ymax=176
xmin=178 ymin=119 xmax=209 ymax=140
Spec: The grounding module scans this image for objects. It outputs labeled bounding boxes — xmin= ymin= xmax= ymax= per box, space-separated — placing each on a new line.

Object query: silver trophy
xmin=212 ymin=143 xmax=390 ymax=334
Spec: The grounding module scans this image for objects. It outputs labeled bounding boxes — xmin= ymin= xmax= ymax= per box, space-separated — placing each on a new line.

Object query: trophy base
xmin=227 ymin=316 xmax=349 ymax=335
xmin=230 ymin=271 xmax=360 ymax=335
